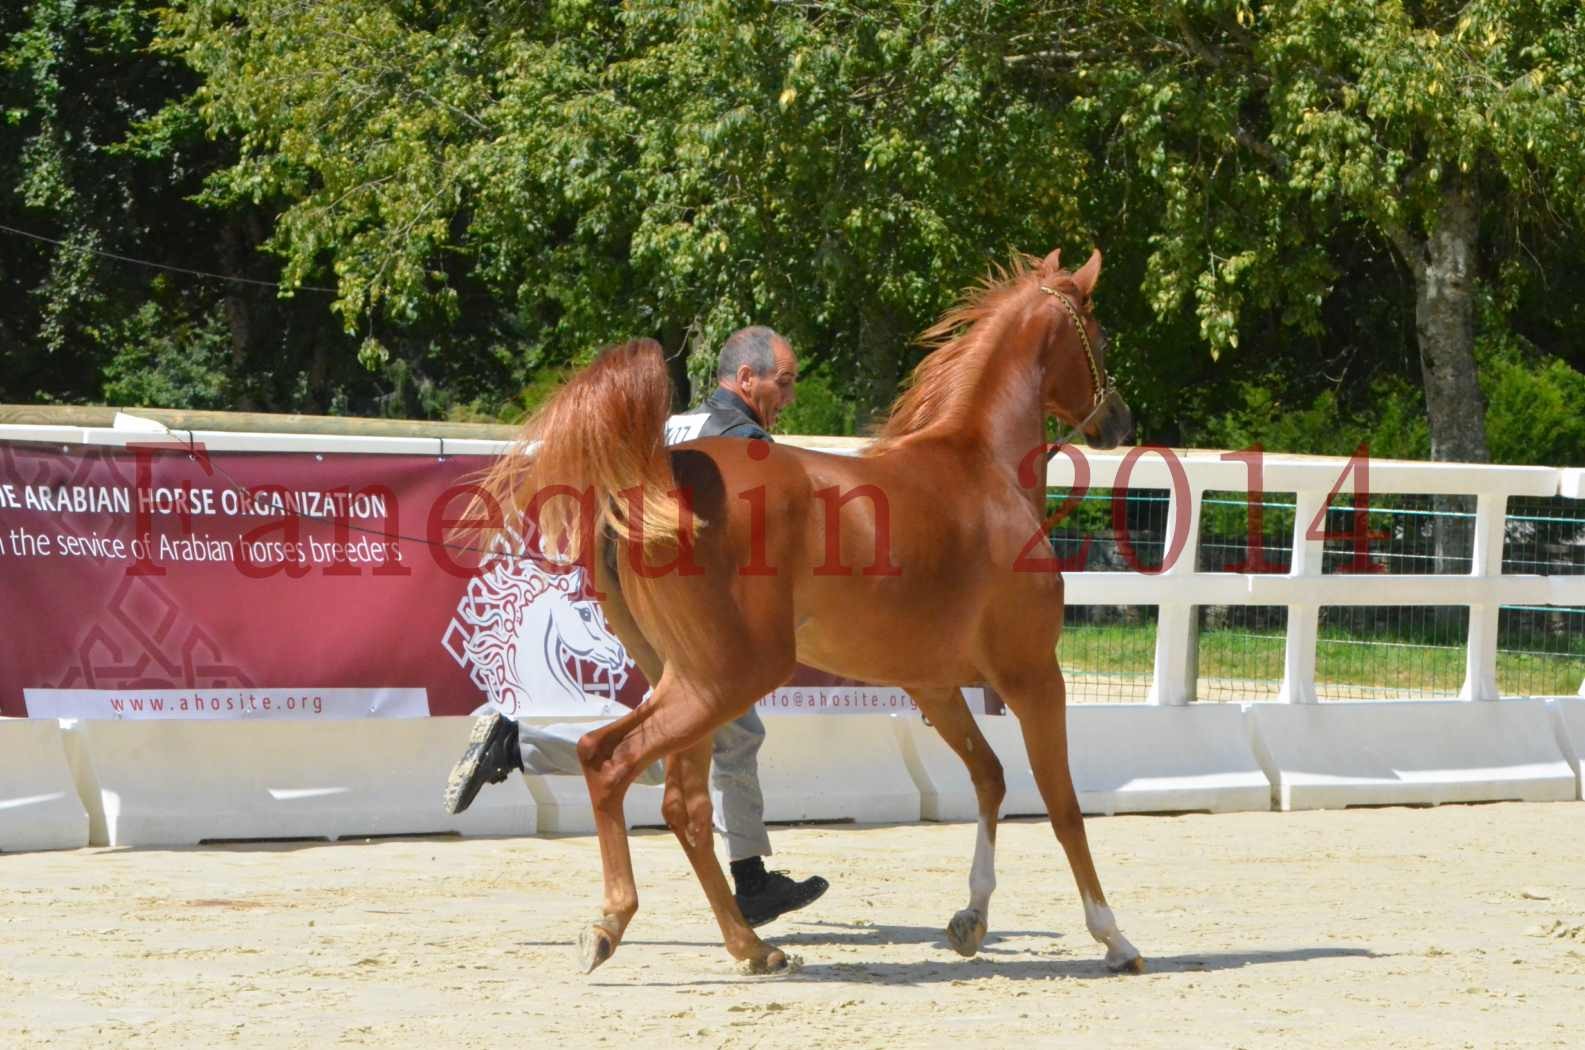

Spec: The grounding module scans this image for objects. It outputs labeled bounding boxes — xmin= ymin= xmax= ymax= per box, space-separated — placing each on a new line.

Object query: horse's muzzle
xmin=1085 ymin=396 xmax=1134 ymax=451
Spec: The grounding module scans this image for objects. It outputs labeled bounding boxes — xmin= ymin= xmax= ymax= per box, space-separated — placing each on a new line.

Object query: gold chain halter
xmin=1039 ymin=284 xmax=1112 ymax=410
xmin=1039 ymin=284 xmax=1118 ymax=450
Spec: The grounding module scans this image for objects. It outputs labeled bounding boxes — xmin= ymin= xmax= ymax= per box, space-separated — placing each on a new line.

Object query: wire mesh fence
xmin=1054 ymin=607 xmax=1156 ymax=704
xmin=1045 ymin=484 xmax=1585 ymax=702
xmin=1196 ymin=605 xmax=1286 ymax=702
xmin=1196 ymin=490 xmax=1293 ymax=702
xmin=1048 ymin=488 xmax=1165 ymax=703
xmin=1499 ymin=495 xmax=1585 ymax=697
xmin=1314 ymin=606 xmax=1468 ymax=701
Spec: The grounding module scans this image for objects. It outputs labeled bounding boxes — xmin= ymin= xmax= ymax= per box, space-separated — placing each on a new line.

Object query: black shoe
xmin=445 ymin=713 xmax=522 ymax=815
xmin=735 ymin=871 xmax=829 ymax=928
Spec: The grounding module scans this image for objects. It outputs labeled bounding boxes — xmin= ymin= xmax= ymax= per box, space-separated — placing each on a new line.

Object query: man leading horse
xmin=445 ymin=326 xmax=829 ymax=929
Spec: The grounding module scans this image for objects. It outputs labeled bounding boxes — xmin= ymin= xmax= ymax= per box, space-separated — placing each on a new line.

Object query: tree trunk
xmin=660 ymin=317 xmax=694 ymax=411
xmin=1391 ymin=177 xmax=1489 ymax=577
xmin=854 ymin=301 xmax=904 ymax=430
xmin=1412 ymin=179 xmax=1488 ymax=467
xmin=218 ymin=221 xmax=259 ymax=412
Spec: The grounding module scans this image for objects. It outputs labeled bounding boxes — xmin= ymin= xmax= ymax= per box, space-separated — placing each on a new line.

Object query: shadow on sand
xmin=593 ymin=919 xmax=1381 ymax=986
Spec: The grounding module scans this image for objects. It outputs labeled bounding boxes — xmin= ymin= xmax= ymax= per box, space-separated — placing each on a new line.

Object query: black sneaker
xmin=444 ymin=712 xmax=522 ymax=815
xmin=735 ymin=871 xmax=829 ymax=928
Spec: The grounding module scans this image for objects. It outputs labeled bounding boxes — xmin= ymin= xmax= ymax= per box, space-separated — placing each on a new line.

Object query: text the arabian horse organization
xmin=470 ymin=248 xmax=1144 ymax=976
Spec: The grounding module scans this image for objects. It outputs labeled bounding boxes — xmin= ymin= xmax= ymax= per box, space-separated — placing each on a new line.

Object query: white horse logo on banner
xmin=442 ymin=533 xmax=632 ymax=716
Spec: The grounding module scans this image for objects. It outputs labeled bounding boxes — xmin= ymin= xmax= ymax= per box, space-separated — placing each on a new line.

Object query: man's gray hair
xmin=717 ymin=326 xmax=781 ymax=381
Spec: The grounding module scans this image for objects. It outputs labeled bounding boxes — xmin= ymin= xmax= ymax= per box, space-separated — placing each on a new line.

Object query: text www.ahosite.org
xmin=107 ymin=692 xmax=326 ymax=716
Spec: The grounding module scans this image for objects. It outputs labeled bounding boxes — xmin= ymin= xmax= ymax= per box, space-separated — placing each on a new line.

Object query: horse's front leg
xmin=996 ymin=666 xmax=1146 ymax=974
xmin=574 ymin=705 xmax=654 ymax=973
xmin=910 ymin=688 xmax=1006 ymax=958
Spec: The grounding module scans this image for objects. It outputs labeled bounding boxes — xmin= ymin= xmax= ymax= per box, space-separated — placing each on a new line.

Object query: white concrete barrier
xmin=526 ymin=714 xmax=920 ymax=833
xmin=1248 ymin=700 xmax=1576 ymax=811
xmin=66 ymin=718 xmax=536 ymax=847
xmin=895 ymin=705 xmax=1272 ymax=820
xmin=0 ymin=718 xmax=90 ymax=852
xmin=520 ymin=775 xmax=665 ymax=834
xmin=1549 ymin=698 xmax=1585 ymax=800
xmin=755 ymin=714 xmax=920 ymax=824
xmin=510 ymin=715 xmax=664 ymax=833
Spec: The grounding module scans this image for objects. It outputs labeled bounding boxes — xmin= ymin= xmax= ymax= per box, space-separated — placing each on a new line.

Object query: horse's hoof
xmin=738 ymin=947 xmax=802 ymax=976
xmin=1106 ymin=950 xmax=1147 ymax=975
xmin=577 ymin=918 xmax=621 ymax=975
xmin=946 ymin=908 xmax=988 ymax=958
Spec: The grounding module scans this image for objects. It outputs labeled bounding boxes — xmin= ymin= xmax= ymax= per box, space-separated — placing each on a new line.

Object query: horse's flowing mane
xmin=868 ymin=253 xmax=1050 ymax=452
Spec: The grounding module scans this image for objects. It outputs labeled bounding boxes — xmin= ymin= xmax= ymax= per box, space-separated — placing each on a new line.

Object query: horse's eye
xmin=578 ymin=607 xmax=593 ymax=622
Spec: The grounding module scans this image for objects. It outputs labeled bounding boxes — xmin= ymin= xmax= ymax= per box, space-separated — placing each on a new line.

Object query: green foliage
xmin=1 ymin=0 xmax=1583 ymax=468
xmin=160 ymin=0 xmax=1094 ymax=419
xmin=2 ymin=0 xmax=177 ymax=394
xmin=2 ymin=1 xmax=356 ymax=412
xmin=1036 ymin=0 xmax=1585 ymax=461
xmin=100 ymin=298 xmax=232 ymax=409
xmin=1196 ymin=377 xmax=1429 ymax=461
xmin=1481 ymin=345 xmax=1585 ymax=468
xmin=774 ymin=367 xmax=857 ymax=437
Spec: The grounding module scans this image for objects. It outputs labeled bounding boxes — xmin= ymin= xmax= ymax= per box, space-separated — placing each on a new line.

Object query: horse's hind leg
xmin=995 ymin=666 xmax=1146 ymax=974
xmin=910 ymin=687 xmax=1005 ymax=958
xmin=576 ymin=670 xmax=789 ymax=975
xmin=661 ymin=734 xmax=790 ymax=973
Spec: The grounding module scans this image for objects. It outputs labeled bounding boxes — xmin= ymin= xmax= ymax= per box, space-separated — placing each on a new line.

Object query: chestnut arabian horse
xmin=473 ymin=248 xmax=1142 ymax=976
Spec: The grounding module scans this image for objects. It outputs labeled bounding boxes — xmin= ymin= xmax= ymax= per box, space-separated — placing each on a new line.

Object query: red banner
xmin=1 ymin=440 xmax=974 ymax=720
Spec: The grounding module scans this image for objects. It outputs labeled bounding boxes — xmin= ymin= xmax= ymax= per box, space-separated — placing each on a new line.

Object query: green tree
xmin=163 ymin=0 xmax=1105 ymax=422
xmin=2 ymin=0 xmax=531 ymax=418
xmin=0 ymin=0 xmax=214 ymax=403
xmin=1032 ymin=0 xmax=1585 ymax=466
xmin=0 ymin=0 xmax=366 ymax=412
xmin=30 ymin=0 xmax=1568 ymax=461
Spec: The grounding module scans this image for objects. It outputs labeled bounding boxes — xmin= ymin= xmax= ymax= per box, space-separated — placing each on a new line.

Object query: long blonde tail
xmin=470 ymin=338 xmax=689 ymax=563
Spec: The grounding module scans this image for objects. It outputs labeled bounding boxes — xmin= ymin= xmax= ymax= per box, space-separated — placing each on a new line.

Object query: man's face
xmin=740 ymin=338 xmax=799 ymax=430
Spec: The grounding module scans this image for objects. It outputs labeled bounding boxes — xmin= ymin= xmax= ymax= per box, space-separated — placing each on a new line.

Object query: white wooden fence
xmin=1 ymin=420 xmax=1581 ymax=849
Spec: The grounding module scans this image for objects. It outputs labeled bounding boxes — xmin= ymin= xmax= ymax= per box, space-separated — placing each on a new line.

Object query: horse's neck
xmin=918 ymin=314 xmax=1048 ymax=470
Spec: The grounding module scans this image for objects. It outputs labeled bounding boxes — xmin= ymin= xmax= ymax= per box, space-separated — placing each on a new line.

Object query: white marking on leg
xmin=946 ymin=816 xmax=996 ymax=957
xmin=1083 ymin=895 xmax=1141 ymax=971
xmin=969 ymin=817 xmax=996 ymax=915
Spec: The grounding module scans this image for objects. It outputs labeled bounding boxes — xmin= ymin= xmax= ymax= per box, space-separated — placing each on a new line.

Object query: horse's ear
xmin=1072 ymin=249 xmax=1102 ymax=297
xmin=1040 ymin=248 xmax=1062 ymax=274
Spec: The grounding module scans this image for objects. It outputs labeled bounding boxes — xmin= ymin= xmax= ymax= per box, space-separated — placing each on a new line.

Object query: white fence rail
xmin=1 ymin=420 xmax=1582 ymax=849
xmin=1041 ymin=448 xmax=1585 ymax=705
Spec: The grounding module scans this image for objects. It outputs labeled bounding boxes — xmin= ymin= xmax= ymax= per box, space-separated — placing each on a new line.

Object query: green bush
xmin=1481 ymin=346 xmax=1585 ymax=467
xmin=775 ymin=367 xmax=858 ymax=437
xmin=1193 ymin=378 xmax=1430 ymax=461
xmin=100 ymin=300 xmax=233 ymax=410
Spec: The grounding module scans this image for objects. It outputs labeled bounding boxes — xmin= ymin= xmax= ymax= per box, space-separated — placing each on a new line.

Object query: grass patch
xmin=1058 ymin=623 xmax=1585 ymax=694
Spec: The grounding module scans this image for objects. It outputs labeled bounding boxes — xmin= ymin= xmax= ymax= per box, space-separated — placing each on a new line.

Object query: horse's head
xmin=1033 ymin=248 xmax=1133 ymax=450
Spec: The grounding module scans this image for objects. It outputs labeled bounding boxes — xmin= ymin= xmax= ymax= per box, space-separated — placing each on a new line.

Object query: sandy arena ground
xmin=4 ymin=802 xmax=1584 ymax=1049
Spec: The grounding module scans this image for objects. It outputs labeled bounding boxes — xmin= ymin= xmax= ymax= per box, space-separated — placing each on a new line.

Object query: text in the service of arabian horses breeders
xmin=0 ymin=478 xmax=401 ymax=570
